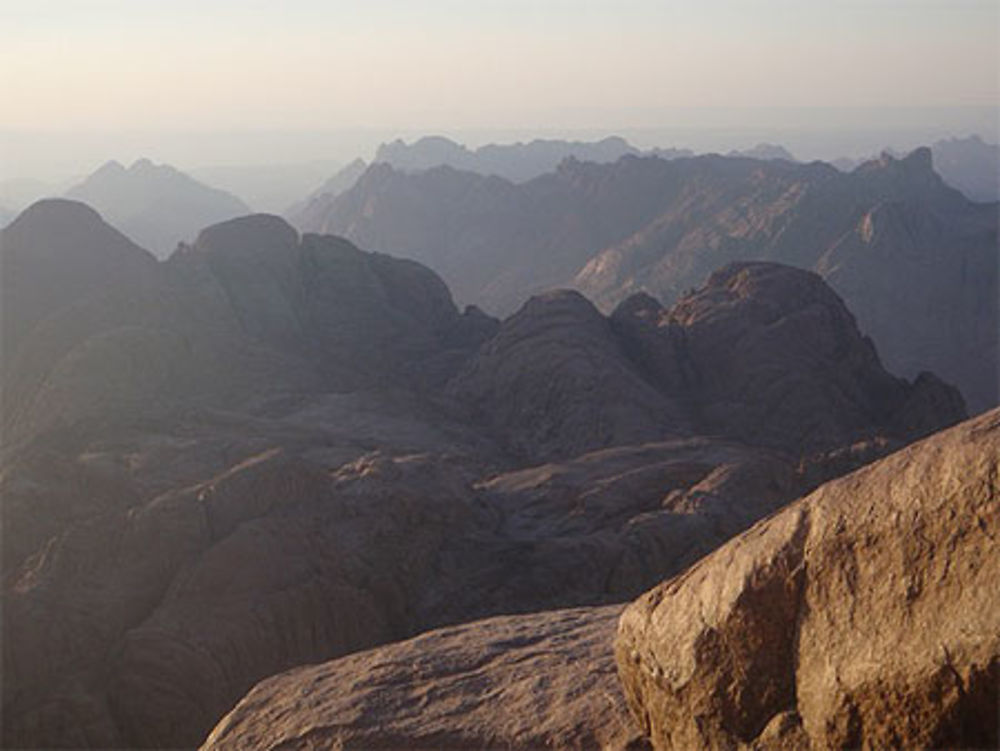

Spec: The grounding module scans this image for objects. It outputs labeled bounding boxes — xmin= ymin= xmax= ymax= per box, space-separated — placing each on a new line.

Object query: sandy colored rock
xmin=616 ymin=408 xmax=1000 ymax=750
xmin=202 ymin=605 xmax=646 ymax=751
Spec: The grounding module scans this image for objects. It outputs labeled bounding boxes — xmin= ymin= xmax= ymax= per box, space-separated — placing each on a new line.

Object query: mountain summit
xmin=64 ymin=158 xmax=250 ymax=257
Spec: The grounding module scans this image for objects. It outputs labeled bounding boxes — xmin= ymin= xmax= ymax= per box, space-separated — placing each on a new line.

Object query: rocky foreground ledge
xmin=616 ymin=407 xmax=999 ymax=750
xmin=201 ymin=410 xmax=997 ymax=750
xmin=202 ymin=605 xmax=645 ymax=750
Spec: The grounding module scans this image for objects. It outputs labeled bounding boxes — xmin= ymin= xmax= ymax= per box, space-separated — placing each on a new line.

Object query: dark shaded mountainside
xmin=285 ymin=135 xmax=665 ymax=217
xmin=0 ymin=200 xmax=967 ymax=749
xmin=295 ymin=147 xmax=998 ymax=413
xmin=290 ymin=132 xmax=996 ymax=217
xmin=834 ymin=134 xmax=1000 ymax=202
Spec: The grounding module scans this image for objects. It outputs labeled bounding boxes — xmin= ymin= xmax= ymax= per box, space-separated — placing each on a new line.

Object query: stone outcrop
xmin=447 ymin=289 xmax=691 ymax=461
xmin=615 ymin=407 xmax=1000 ymax=750
xmin=202 ymin=605 xmax=644 ymax=751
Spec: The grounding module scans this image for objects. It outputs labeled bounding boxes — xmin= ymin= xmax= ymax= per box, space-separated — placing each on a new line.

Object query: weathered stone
xmin=202 ymin=605 xmax=646 ymax=751
xmin=616 ymin=408 xmax=1000 ymax=750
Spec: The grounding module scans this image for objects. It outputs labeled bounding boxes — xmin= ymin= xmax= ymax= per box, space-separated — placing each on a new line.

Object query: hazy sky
xmin=2 ymin=0 xmax=998 ymax=175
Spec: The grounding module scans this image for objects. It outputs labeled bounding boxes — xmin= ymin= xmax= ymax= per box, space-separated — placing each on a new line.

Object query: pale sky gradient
xmin=1 ymin=0 xmax=998 ymax=176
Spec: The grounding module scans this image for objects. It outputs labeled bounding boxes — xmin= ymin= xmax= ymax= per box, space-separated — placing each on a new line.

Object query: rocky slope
xmin=929 ymin=134 xmax=999 ymax=202
xmin=616 ymin=407 xmax=1000 ymax=750
xmin=1 ymin=203 xmax=491 ymax=446
xmin=202 ymin=605 xmax=642 ymax=751
xmin=835 ymin=135 xmax=1000 ymax=203
xmin=200 ymin=408 xmax=997 ymax=751
xmin=299 ymin=149 xmax=997 ymax=412
xmin=451 ymin=263 xmax=963 ymax=461
xmin=1 ymin=199 xmax=159 ymax=361
xmin=285 ymin=157 xmax=369 ymax=218
xmin=65 ymin=159 xmax=250 ymax=256
xmin=0 ymin=202 xmax=968 ymax=749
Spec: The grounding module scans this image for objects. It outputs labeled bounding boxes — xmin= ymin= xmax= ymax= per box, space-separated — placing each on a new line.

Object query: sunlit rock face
xmin=616 ymin=408 xmax=1000 ymax=751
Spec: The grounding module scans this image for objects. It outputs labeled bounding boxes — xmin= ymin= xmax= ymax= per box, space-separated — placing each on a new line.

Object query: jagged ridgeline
xmin=1 ymin=195 xmax=979 ymax=749
xmin=295 ymin=147 xmax=998 ymax=412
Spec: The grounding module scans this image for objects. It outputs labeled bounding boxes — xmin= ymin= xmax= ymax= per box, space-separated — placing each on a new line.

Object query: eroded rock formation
xmin=616 ymin=408 xmax=1000 ymax=750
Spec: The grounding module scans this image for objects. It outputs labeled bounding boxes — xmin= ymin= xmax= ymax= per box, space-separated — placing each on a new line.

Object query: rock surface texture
xmin=202 ymin=605 xmax=646 ymax=751
xmin=616 ymin=407 xmax=1000 ymax=750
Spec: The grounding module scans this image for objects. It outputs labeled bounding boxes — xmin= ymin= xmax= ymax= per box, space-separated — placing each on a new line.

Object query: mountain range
xmin=64 ymin=159 xmax=250 ymax=256
xmin=1 ymin=198 xmax=979 ymax=748
xmin=289 ymin=133 xmax=997 ymax=216
xmin=294 ymin=147 xmax=998 ymax=413
xmin=373 ymin=134 xmax=644 ymax=182
xmin=832 ymin=134 xmax=1000 ymax=202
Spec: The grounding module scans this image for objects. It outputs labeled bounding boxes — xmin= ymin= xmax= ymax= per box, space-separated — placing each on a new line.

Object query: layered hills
xmin=0 ymin=200 xmax=965 ymax=748
xmin=289 ymin=136 xmax=650 ymax=223
xmin=373 ymin=134 xmax=642 ymax=182
xmin=189 ymin=159 xmax=343 ymax=213
xmin=65 ymin=159 xmax=250 ymax=257
xmin=296 ymin=148 xmax=998 ymax=412
xmin=833 ymin=135 xmax=1000 ymax=203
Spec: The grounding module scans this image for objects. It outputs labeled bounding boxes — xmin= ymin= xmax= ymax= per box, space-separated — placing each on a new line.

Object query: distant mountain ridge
xmin=288 ymin=133 xmax=996 ymax=231
xmin=832 ymin=135 xmax=999 ymax=202
xmin=374 ymin=134 xmax=642 ymax=182
xmin=65 ymin=158 xmax=250 ymax=257
xmin=190 ymin=159 xmax=343 ymax=213
xmin=287 ymin=136 xmax=655 ymax=222
xmin=298 ymin=147 xmax=997 ymax=412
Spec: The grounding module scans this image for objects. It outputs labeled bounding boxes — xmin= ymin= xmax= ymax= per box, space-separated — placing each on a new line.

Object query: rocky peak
xmin=192 ymin=213 xmax=298 ymax=259
xmin=468 ymin=263 xmax=966 ymax=460
xmin=854 ymin=146 xmax=943 ymax=196
xmin=93 ymin=159 xmax=126 ymax=177
xmin=902 ymin=145 xmax=933 ymax=172
xmin=0 ymin=199 xmax=160 ymax=397
xmin=610 ymin=291 xmax=665 ymax=323
xmin=668 ymin=262 xmax=850 ymax=329
xmin=5 ymin=198 xmax=112 ymax=241
xmin=1 ymin=199 xmax=156 ymax=276
xmin=448 ymin=289 xmax=689 ymax=461
xmin=506 ymin=288 xmax=608 ymax=332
